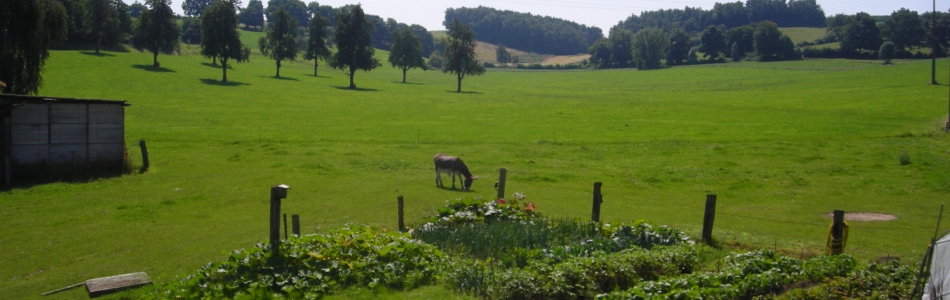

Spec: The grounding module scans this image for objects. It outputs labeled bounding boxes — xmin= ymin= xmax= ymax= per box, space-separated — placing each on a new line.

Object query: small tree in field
xmin=879 ymin=41 xmax=896 ymax=64
xmin=389 ymin=27 xmax=427 ymax=83
xmin=258 ymin=7 xmax=299 ymax=78
xmin=496 ymin=44 xmax=511 ymax=64
xmin=201 ymin=1 xmax=250 ymax=82
xmin=133 ymin=0 xmax=180 ymax=67
xmin=442 ymin=18 xmax=484 ymax=93
xmin=329 ymin=4 xmax=380 ymax=89
xmin=303 ymin=14 xmax=331 ymax=76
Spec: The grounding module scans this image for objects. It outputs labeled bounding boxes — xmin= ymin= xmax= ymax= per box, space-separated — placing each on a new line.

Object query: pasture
xmin=1 ymin=44 xmax=950 ymax=299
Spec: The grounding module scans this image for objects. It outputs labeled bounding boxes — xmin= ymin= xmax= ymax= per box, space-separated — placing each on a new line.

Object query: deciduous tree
xmin=840 ymin=12 xmax=882 ymax=55
xmin=883 ymin=8 xmax=924 ymax=53
xmin=258 ymin=7 xmax=299 ymax=77
xmin=442 ymin=18 xmax=484 ymax=93
xmin=609 ymin=29 xmax=633 ymax=68
xmin=303 ymin=14 xmax=331 ymax=76
xmin=201 ymin=0 xmax=250 ymax=82
xmin=587 ymin=38 xmax=612 ymax=69
xmin=266 ymin=0 xmax=308 ymax=27
xmin=181 ymin=0 xmax=213 ymax=16
xmin=667 ymin=28 xmax=690 ymax=65
xmin=239 ymin=0 xmax=264 ymax=29
xmin=329 ymin=4 xmax=380 ymax=89
xmin=633 ymin=27 xmax=668 ymax=70
xmin=389 ymin=27 xmax=427 ymax=83
xmin=133 ymin=0 xmax=180 ymax=67
xmin=85 ymin=0 xmax=117 ymax=54
xmin=753 ymin=21 xmax=783 ymax=60
xmin=700 ymin=25 xmax=726 ymax=59
xmin=879 ymin=41 xmax=896 ymax=64
xmin=495 ymin=44 xmax=511 ymax=64
xmin=0 ymin=0 xmax=68 ymax=95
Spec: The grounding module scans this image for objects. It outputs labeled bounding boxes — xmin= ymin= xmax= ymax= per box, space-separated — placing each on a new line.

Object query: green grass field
xmin=2 ymin=45 xmax=950 ymax=299
xmin=779 ymin=27 xmax=827 ymax=44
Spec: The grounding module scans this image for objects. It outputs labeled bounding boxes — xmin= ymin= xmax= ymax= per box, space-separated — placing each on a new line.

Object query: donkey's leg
xmin=435 ymin=169 xmax=443 ymax=187
xmin=451 ymin=172 xmax=457 ymax=189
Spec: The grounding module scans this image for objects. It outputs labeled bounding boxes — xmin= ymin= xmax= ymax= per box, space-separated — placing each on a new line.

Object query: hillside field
xmin=2 ymin=47 xmax=950 ymax=299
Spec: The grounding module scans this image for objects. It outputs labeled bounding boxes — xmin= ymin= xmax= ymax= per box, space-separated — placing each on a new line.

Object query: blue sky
xmin=139 ymin=0 xmax=950 ymax=33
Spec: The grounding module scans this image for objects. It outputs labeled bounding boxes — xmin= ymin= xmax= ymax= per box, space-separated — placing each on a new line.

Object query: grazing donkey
xmin=434 ymin=153 xmax=478 ymax=191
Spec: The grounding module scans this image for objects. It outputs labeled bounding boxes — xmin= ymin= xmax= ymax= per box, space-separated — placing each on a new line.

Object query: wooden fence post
xmin=291 ymin=214 xmax=300 ymax=237
xmin=496 ymin=168 xmax=507 ymax=200
xmin=702 ymin=194 xmax=717 ymax=244
xmin=138 ymin=139 xmax=149 ymax=172
xmin=398 ymin=196 xmax=405 ymax=232
xmin=283 ymin=214 xmax=288 ymax=240
xmin=832 ymin=210 xmax=844 ymax=240
xmin=270 ymin=185 xmax=289 ymax=256
xmin=591 ymin=182 xmax=603 ymax=222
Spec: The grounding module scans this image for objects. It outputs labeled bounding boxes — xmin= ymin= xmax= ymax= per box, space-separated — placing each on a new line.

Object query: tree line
xmin=2 ymin=0 xmax=486 ymax=95
xmin=802 ymin=9 xmax=950 ymax=61
xmin=443 ymin=6 xmax=603 ymax=56
xmin=616 ymin=0 xmax=826 ymax=34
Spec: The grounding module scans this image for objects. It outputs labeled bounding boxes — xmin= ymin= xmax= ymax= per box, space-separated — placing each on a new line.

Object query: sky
xmin=138 ymin=0 xmax=950 ymax=34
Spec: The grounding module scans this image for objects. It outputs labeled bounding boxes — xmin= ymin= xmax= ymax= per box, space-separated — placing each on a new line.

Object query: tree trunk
xmin=95 ymin=37 xmax=101 ymax=54
xmin=276 ymin=60 xmax=281 ymax=77
xmin=349 ymin=71 xmax=356 ymax=89
xmin=222 ymin=58 xmax=228 ymax=83
xmin=402 ymin=68 xmax=407 ymax=83
xmin=213 ymin=56 xmax=217 ymax=65
xmin=313 ymin=63 xmax=317 ymax=76
xmin=153 ymin=51 xmax=159 ymax=67
xmin=456 ymin=74 xmax=463 ymax=93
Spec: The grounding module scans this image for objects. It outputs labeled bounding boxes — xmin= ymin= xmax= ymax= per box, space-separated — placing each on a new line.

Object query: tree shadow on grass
xmin=261 ymin=75 xmax=299 ymax=81
xmin=445 ymin=90 xmax=482 ymax=94
xmin=334 ymin=86 xmax=378 ymax=92
xmin=200 ymin=78 xmax=249 ymax=86
xmin=306 ymin=74 xmax=331 ymax=78
xmin=81 ymin=51 xmax=115 ymax=57
xmin=132 ymin=64 xmax=175 ymax=73
xmin=392 ymin=81 xmax=423 ymax=85
xmin=201 ymin=62 xmax=222 ymax=68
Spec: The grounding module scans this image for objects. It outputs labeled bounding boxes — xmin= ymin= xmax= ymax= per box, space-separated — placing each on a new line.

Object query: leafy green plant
xmin=150 ymin=224 xmax=445 ymax=299
xmin=598 ymin=249 xmax=857 ymax=299
xmin=776 ymin=260 xmax=915 ymax=300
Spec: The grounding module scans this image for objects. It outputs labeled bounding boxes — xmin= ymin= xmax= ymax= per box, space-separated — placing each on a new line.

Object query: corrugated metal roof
xmin=0 ymin=94 xmax=130 ymax=106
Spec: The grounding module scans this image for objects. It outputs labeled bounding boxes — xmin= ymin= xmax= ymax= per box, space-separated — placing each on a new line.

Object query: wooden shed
xmin=0 ymin=94 xmax=130 ymax=186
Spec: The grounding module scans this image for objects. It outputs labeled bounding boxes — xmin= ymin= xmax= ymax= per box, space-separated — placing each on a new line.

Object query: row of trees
xmin=443 ymin=6 xmax=604 ymax=55
xmin=589 ymin=21 xmax=797 ymax=69
xmin=816 ymin=9 xmax=950 ymax=59
xmin=51 ymin=0 xmax=133 ymax=52
xmin=617 ymin=0 xmax=826 ymax=34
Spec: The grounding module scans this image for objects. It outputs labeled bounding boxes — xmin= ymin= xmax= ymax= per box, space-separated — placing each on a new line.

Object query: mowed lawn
xmin=2 ymin=46 xmax=950 ymax=299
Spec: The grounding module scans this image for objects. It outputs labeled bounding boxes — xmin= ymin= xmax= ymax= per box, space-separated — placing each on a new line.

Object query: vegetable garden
xmin=147 ymin=196 xmax=916 ymax=299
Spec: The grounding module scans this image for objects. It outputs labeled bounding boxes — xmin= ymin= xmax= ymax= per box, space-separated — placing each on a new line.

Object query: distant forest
xmin=444 ymin=6 xmax=604 ymax=55
xmin=442 ymin=0 xmax=825 ymax=55
xmin=616 ymin=0 xmax=826 ymax=34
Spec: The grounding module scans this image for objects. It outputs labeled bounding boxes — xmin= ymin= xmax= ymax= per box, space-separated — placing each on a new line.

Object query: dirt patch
xmin=822 ymin=212 xmax=897 ymax=221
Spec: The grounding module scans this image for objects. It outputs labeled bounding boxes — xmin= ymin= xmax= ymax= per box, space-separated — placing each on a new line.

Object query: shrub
xmin=777 ymin=261 xmax=915 ymax=299
xmin=880 ymin=41 xmax=896 ymax=64
xmin=899 ymin=150 xmax=911 ymax=165
xmin=598 ymin=250 xmax=857 ymax=299
xmin=151 ymin=225 xmax=445 ymax=299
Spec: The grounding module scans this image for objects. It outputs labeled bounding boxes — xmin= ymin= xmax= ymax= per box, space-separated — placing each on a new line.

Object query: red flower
xmin=497 ymin=198 xmax=506 ymax=205
xmin=525 ymin=202 xmax=536 ymax=211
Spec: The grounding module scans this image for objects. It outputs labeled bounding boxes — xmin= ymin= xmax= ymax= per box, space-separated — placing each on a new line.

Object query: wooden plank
xmin=11 ymin=124 xmax=48 ymax=145
xmin=10 ymin=103 xmax=48 ymax=125
xmin=10 ymin=145 xmax=47 ymax=164
xmin=88 ymin=143 xmax=123 ymax=160
xmin=49 ymin=144 xmax=86 ymax=164
xmin=50 ymin=103 xmax=87 ymax=124
xmin=88 ymin=105 xmax=123 ymax=124
xmin=88 ymin=124 xmax=123 ymax=143
xmin=85 ymin=272 xmax=151 ymax=297
xmin=50 ymin=123 xmax=87 ymax=144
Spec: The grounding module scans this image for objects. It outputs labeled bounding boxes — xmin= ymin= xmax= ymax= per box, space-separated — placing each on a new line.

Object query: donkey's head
xmin=463 ymin=175 xmax=478 ymax=191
